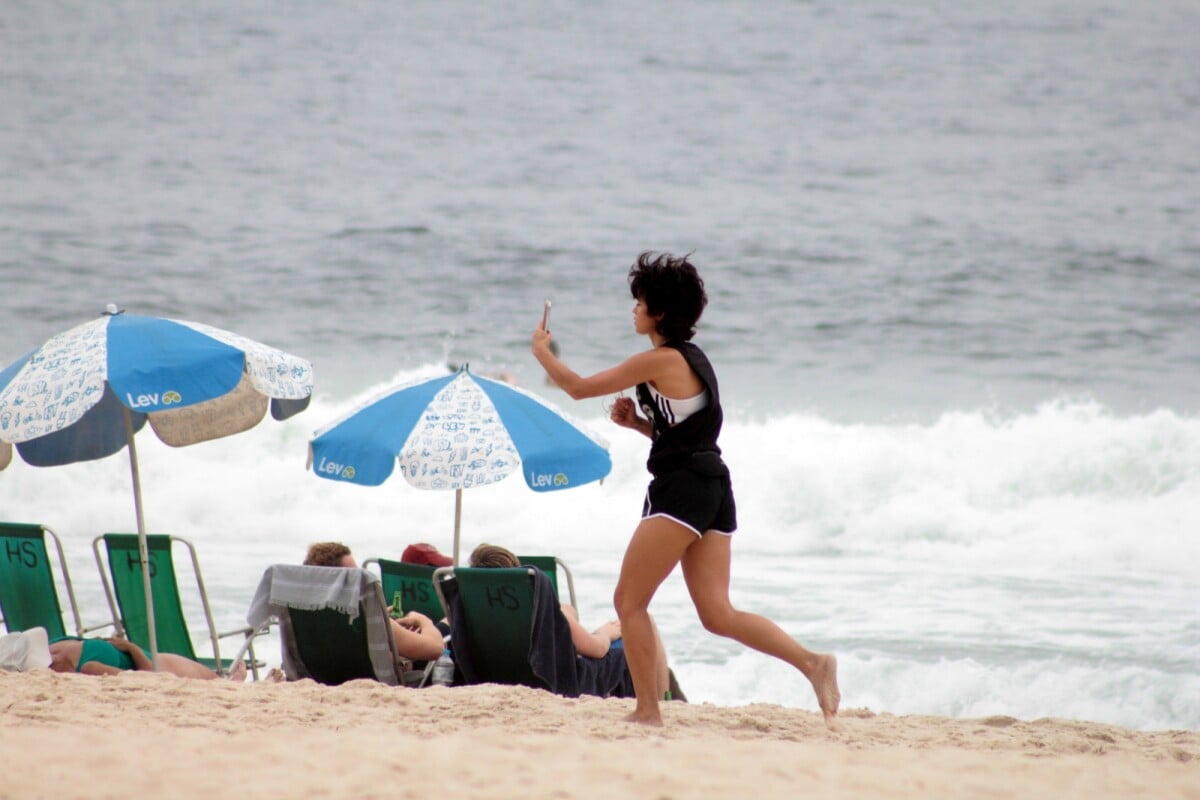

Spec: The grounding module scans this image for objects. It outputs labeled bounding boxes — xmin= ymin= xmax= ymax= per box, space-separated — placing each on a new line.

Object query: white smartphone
xmin=541 ymin=299 xmax=552 ymax=330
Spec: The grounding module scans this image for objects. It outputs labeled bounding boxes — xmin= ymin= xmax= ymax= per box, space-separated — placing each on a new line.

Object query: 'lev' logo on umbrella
xmin=529 ymin=471 xmax=569 ymax=488
xmin=314 ymin=456 xmax=356 ymax=479
xmin=124 ymin=389 xmax=184 ymax=409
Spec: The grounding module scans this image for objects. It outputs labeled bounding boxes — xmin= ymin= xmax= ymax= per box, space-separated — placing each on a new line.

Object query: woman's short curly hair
xmin=628 ymin=251 xmax=707 ymax=342
xmin=469 ymin=543 xmax=521 ymax=569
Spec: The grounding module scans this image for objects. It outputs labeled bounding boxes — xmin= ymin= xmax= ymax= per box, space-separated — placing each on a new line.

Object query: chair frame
xmin=92 ymin=533 xmax=260 ymax=679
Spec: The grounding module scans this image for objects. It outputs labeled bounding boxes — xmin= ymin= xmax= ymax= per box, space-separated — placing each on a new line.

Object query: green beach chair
xmin=433 ymin=565 xmax=544 ymax=689
xmin=93 ymin=533 xmax=261 ymax=679
xmin=434 ymin=564 xmax=684 ymax=701
xmin=363 ymin=557 xmax=445 ymax=621
xmin=0 ymin=522 xmax=115 ymax=639
xmin=243 ymin=563 xmax=419 ymax=687
xmin=289 ymin=605 xmax=385 ymax=686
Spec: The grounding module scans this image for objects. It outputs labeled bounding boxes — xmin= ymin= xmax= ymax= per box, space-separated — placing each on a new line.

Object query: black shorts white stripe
xmin=641 ymin=467 xmax=737 ymax=536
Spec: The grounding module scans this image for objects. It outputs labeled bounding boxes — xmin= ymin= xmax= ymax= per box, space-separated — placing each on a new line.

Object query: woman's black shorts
xmin=641 ymin=467 xmax=737 ymax=536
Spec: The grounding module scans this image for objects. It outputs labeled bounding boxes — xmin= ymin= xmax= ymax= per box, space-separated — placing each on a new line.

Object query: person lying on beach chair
xmin=304 ymin=542 xmax=445 ymax=663
xmin=48 ymin=636 xmax=246 ymax=681
xmin=468 ymin=544 xmax=672 ymax=699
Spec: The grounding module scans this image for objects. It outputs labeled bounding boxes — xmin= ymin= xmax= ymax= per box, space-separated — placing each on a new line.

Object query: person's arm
xmin=391 ymin=611 xmax=445 ymax=662
xmin=609 ymin=396 xmax=653 ymax=439
xmin=532 ymin=328 xmax=678 ymax=401
xmin=108 ymin=637 xmax=153 ymax=671
xmin=80 ymin=661 xmax=124 ymax=676
xmin=561 ymin=603 xmax=620 ymax=659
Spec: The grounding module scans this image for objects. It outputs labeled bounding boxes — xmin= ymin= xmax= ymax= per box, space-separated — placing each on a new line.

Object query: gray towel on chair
xmin=246 ymin=564 xmax=396 ymax=684
xmin=246 ymin=564 xmax=365 ymax=625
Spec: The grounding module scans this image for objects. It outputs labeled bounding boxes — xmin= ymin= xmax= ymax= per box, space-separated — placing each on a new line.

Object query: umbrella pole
xmin=124 ymin=408 xmax=159 ymax=672
xmin=453 ymin=488 xmax=463 ymax=566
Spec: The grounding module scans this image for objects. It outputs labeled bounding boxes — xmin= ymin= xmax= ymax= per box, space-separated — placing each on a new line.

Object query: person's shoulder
xmin=646 ymin=343 xmax=694 ymax=361
xmin=619 ymin=346 xmax=680 ymax=372
xmin=672 ymin=340 xmax=715 ymax=368
xmin=671 ymin=339 xmax=706 ymax=356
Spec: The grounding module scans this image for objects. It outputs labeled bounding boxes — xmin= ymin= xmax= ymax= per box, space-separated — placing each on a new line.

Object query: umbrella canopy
xmin=308 ymin=368 xmax=611 ymax=564
xmin=0 ymin=306 xmax=313 ymax=667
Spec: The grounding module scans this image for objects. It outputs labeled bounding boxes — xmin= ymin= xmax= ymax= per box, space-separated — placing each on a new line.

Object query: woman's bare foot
xmin=265 ymin=667 xmax=286 ymax=683
xmin=810 ymin=653 xmax=841 ymax=730
xmin=228 ymin=660 xmax=248 ymax=682
xmin=623 ymin=709 xmax=664 ymax=727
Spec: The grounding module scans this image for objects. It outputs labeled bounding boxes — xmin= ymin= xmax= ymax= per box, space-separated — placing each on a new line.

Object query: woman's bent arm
xmin=533 ymin=330 xmax=682 ymax=400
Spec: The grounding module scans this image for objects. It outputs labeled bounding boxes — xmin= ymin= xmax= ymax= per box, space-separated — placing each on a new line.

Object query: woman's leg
xmin=152 ymin=652 xmax=226 ymax=680
xmin=649 ymin=614 xmax=669 ymax=698
xmin=680 ymin=533 xmax=841 ymax=726
xmin=613 ymin=517 xmax=697 ymax=725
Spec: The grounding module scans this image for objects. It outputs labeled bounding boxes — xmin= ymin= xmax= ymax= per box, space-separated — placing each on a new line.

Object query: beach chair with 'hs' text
xmin=0 ymin=522 xmax=116 ymax=639
xmin=93 ymin=533 xmax=262 ymax=679
xmin=432 ymin=565 xmax=633 ymax=699
xmin=363 ymin=557 xmax=445 ymax=622
xmin=365 ymin=547 xmax=576 ymax=618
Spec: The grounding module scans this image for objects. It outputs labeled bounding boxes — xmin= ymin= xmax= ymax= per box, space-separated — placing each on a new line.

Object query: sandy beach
xmin=2 ymin=670 xmax=1195 ymax=800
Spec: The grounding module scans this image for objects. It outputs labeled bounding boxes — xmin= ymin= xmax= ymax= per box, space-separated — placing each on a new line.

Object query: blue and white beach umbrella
xmin=308 ymin=368 xmax=611 ymax=564
xmin=0 ymin=306 xmax=313 ymax=666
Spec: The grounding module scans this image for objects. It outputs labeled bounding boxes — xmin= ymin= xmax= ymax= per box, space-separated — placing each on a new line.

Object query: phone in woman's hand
xmin=541 ymin=299 xmax=552 ymax=330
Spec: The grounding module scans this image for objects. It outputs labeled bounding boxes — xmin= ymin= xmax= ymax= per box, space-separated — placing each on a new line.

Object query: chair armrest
xmin=216 ymin=624 xmax=259 ymax=640
xmin=222 ymin=622 xmax=274 ymax=680
xmin=78 ymin=620 xmax=120 ymax=636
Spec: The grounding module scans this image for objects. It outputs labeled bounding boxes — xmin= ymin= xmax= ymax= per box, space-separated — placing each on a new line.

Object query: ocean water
xmin=1 ymin=1 xmax=1198 ymax=731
